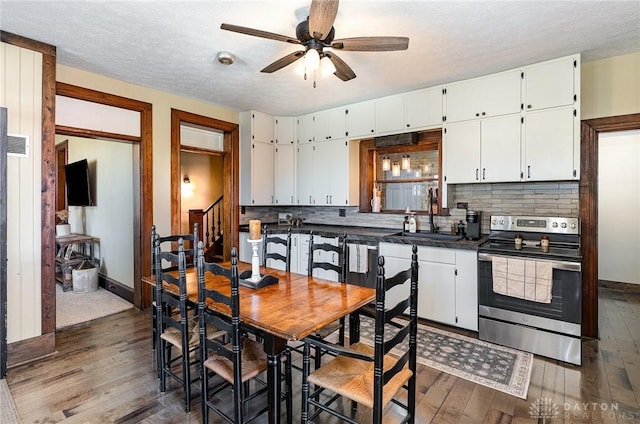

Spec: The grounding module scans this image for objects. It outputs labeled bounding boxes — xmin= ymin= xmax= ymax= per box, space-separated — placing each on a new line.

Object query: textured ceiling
xmin=1 ymin=1 xmax=639 ymax=116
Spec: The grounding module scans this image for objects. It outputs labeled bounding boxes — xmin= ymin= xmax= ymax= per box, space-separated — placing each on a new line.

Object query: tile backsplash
xmin=241 ymin=181 xmax=579 ymax=235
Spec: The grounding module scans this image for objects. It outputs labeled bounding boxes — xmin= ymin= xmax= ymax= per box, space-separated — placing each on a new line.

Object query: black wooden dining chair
xmin=198 ymin=245 xmax=292 ymax=424
xmin=150 ymin=223 xmax=199 ymax=353
xmin=301 ymin=245 xmax=419 ymax=424
xmin=262 ymin=225 xmax=292 ymax=272
xmin=305 ymin=232 xmax=348 ymax=365
xmin=155 ymin=238 xmax=200 ymax=412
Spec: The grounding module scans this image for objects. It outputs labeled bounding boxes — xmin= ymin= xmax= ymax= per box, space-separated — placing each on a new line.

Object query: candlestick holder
xmin=247 ymin=237 xmax=262 ymax=282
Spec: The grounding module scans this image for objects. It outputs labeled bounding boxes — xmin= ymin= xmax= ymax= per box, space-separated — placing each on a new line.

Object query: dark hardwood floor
xmin=6 ymin=285 xmax=640 ymax=423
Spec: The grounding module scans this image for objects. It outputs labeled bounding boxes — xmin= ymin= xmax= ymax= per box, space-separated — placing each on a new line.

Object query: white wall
xmin=598 ymin=130 xmax=640 ymax=284
xmin=56 ymin=64 xmax=238 ymax=239
xmin=0 ymin=42 xmax=43 ymax=343
xmin=59 ymin=135 xmax=135 ymax=288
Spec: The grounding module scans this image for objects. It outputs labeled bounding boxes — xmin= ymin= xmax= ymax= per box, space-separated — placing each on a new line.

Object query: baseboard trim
xmin=99 ymin=274 xmax=134 ymax=303
xmin=599 ymin=279 xmax=640 ymax=292
xmin=7 ymin=332 xmax=55 ymax=368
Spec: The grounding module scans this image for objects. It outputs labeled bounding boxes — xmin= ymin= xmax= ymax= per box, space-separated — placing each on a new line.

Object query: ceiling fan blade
xmin=324 ymin=51 xmax=356 ymax=81
xmin=261 ymin=51 xmax=305 ymax=73
xmin=309 ymin=0 xmax=339 ymax=40
xmin=331 ymin=36 xmax=409 ymax=51
xmin=220 ymin=23 xmax=301 ymax=45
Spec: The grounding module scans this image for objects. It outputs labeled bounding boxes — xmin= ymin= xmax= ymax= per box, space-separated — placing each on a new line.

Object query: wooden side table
xmin=55 ymin=234 xmax=99 ymax=292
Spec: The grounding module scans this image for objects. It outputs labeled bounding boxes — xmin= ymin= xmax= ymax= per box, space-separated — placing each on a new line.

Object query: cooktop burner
xmin=479 ymin=215 xmax=581 ymax=262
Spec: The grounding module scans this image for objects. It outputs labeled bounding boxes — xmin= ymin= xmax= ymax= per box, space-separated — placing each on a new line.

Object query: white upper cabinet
xmin=297 ymin=143 xmax=315 ymax=205
xmin=275 ymin=116 xmax=295 ymax=145
xmin=523 ymin=106 xmax=576 ymax=181
xmin=315 ymin=107 xmax=347 ymax=141
xmin=297 ymin=113 xmax=314 ymax=144
xmin=274 ymin=116 xmax=296 ymax=205
xmin=444 ymin=120 xmax=481 ymax=184
xmin=251 ymin=110 xmax=275 ymax=143
xmin=346 ymin=100 xmax=376 ymax=139
xmin=522 ymin=54 xmax=580 ymax=181
xmin=524 ymin=55 xmax=577 ymax=111
xmin=480 ymin=115 xmax=522 ymax=182
xmin=240 ymin=111 xmax=275 ymax=205
xmin=444 ymin=114 xmax=521 ymax=184
xmin=405 ymin=86 xmax=443 ymax=130
xmin=375 ymin=93 xmax=405 ymax=134
xmin=444 ymin=69 xmax=521 ymax=123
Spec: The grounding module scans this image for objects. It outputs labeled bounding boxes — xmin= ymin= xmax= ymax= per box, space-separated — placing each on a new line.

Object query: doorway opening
xmin=170 ymin=109 xmax=239 ymax=261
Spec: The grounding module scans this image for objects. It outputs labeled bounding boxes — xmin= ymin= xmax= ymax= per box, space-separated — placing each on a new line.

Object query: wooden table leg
xmin=262 ymin=335 xmax=286 ymax=424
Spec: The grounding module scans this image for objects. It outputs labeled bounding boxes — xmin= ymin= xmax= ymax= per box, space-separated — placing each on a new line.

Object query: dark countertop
xmin=240 ymin=223 xmax=487 ymax=251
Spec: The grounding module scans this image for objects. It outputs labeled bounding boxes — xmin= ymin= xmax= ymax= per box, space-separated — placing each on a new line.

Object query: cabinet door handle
xmin=527 ymin=104 xmax=532 ymax=109
xmin=475 ymin=168 xmax=479 ymax=180
xmin=527 ymin=165 xmax=531 ymax=178
xmin=475 ymin=112 xmax=480 ymax=117
xmin=481 ymin=112 xmax=486 ymax=116
xmin=482 ymin=168 xmax=486 ymax=180
xmin=291 ymin=195 xmax=294 ymax=203
xmin=326 ymin=195 xmax=329 ymax=204
xmin=329 ymin=195 xmax=333 ymax=204
xmin=309 ymin=195 xmax=312 ymax=204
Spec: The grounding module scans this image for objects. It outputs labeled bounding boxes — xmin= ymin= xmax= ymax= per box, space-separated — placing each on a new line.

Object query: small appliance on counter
xmin=466 ymin=210 xmax=482 ymax=240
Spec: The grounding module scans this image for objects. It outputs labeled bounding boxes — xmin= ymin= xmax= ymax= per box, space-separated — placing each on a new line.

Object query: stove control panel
xmin=490 ymin=215 xmax=580 ymax=235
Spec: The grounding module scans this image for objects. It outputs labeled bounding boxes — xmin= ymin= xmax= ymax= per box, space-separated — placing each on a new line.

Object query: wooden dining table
xmin=143 ymin=261 xmax=376 ymax=424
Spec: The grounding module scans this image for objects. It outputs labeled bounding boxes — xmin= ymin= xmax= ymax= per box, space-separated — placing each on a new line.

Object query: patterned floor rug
xmin=356 ymin=318 xmax=533 ymax=399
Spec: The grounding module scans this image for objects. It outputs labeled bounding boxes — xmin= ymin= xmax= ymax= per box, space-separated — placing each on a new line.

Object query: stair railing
xmin=188 ymin=195 xmax=222 ymax=253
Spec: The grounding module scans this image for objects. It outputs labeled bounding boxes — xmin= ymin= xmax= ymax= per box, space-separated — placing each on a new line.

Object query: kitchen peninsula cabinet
xmin=379 ymin=242 xmax=478 ymax=331
xmin=444 ymin=114 xmax=521 ymax=184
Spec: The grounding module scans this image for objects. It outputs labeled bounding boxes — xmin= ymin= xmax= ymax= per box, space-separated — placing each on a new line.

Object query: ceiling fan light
xmin=304 ymin=48 xmax=320 ymax=71
xmin=321 ymin=56 xmax=336 ymax=76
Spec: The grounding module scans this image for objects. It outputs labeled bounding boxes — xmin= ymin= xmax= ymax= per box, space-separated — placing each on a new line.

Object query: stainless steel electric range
xmin=477 ymin=215 xmax=582 ymax=365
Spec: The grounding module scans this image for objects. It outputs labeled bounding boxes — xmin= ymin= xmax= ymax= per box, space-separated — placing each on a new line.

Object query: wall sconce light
xmin=401 ymin=154 xmax=411 ymax=170
xmin=183 ymin=176 xmax=191 ymax=184
xmin=382 ymin=156 xmax=391 ymax=171
xmin=391 ymin=161 xmax=401 ymax=177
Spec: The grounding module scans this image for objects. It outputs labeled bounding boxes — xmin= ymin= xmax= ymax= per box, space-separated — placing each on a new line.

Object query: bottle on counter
xmin=403 ymin=216 xmax=409 ymax=232
xmin=515 ymin=234 xmax=523 ymax=250
xmin=408 ymin=213 xmax=417 ymax=233
xmin=541 ymin=235 xmax=549 ymax=253
xmin=456 ymin=220 xmax=465 ymax=236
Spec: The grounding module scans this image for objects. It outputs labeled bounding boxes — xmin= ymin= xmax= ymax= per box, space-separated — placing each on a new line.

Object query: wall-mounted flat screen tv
xmin=65 ymin=159 xmax=94 ymax=206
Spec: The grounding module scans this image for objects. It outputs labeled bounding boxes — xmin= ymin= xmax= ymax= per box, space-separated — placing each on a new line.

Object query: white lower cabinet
xmin=379 ymin=243 xmax=478 ymax=331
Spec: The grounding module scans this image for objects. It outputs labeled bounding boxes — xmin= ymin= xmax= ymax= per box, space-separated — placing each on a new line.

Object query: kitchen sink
xmin=391 ymin=231 xmax=463 ymax=241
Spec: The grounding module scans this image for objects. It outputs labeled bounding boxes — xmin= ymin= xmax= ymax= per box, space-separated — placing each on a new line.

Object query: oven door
xmin=477 ymin=253 xmax=582 ymax=325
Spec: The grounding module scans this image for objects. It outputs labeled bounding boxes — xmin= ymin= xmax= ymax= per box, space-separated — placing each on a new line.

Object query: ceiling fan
xmin=220 ymin=0 xmax=409 ymax=82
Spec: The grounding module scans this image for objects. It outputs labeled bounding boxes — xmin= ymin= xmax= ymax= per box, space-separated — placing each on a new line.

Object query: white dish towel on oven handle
xmin=492 ymin=256 xmax=553 ymax=303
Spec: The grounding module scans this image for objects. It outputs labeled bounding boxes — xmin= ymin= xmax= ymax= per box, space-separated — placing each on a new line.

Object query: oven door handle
xmin=478 ymin=253 xmax=581 ymax=272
